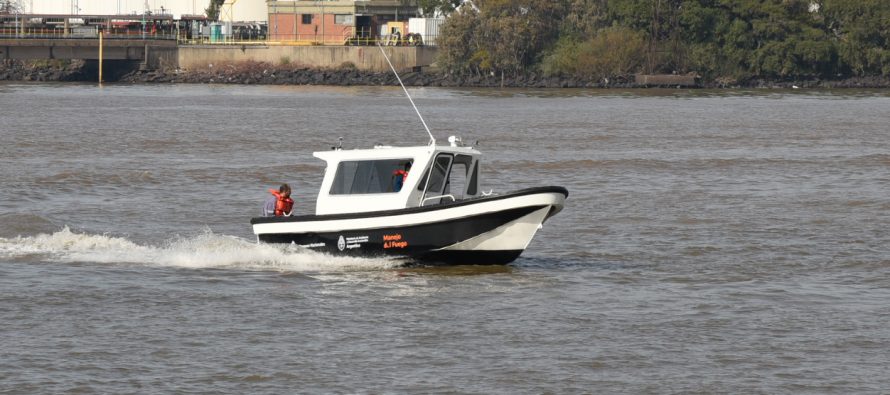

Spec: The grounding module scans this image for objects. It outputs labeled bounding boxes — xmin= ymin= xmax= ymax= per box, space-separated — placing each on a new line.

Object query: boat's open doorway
xmin=447 ymin=154 xmax=475 ymax=200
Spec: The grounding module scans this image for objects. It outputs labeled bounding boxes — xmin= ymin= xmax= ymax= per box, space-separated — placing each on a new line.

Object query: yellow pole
xmin=98 ymin=30 xmax=104 ymax=83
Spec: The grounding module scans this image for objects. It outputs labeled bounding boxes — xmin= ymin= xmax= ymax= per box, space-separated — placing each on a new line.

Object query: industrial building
xmin=266 ymin=0 xmax=420 ymax=44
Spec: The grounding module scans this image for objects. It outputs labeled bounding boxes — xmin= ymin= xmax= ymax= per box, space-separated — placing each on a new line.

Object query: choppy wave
xmin=0 ymin=213 xmax=59 ymax=238
xmin=515 ymin=153 xmax=890 ymax=173
xmin=33 ymin=170 xmax=160 ymax=188
xmin=0 ymin=227 xmax=401 ymax=273
xmin=490 ymin=157 xmax=834 ymax=172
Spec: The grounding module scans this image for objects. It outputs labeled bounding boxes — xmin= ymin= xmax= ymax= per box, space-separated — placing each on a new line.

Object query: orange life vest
xmin=393 ymin=169 xmax=409 ymax=183
xmin=269 ymin=189 xmax=294 ymax=216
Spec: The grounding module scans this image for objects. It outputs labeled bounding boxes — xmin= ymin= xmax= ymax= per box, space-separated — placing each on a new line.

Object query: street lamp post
xmin=315 ymin=0 xmax=326 ymax=45
xmin=142 ymin=0 xmax=149 ymax=40
xmin=14 ymin=0 xmax=23 ymax=38
xmin=322 ymin=1 xmax=325 ymax=45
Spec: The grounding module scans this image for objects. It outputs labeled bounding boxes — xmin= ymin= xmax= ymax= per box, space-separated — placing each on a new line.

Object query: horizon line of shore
xmin=3 ymin=60 xmax=890 ymax=89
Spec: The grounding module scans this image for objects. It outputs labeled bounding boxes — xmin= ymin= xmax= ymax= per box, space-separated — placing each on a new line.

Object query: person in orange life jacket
xmin=263 ymin=183 xmax=294 ymax=217
xmin=392 ymin=161 xmax=412 ymax=192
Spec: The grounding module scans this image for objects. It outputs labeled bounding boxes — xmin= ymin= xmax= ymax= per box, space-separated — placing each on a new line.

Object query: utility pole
xmin=14 ymin=0 xmax=19 ymax=38
xmin=143 ymin=0 xmax=149 ymax=39
xmin=315 ymin=0 xmax=325 ymax=45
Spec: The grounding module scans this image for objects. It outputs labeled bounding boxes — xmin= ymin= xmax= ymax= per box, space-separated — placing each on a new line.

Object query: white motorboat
xmin=250 ymin=45 xmax=567 ymax=265
xmin=250 ymin=139 xmax=567 ymax=265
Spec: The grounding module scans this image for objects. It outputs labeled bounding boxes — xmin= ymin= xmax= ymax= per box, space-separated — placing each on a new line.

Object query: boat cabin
xmin=313 ymin=140 xmax=482 ymax=215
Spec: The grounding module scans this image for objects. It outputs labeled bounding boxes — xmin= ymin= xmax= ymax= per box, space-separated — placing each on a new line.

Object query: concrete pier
xmin=0 ymin=38 xmax=178 ymax=69
xmin=1 ymin=38 xmax=438 ymax=72
xmin=177 ymin=45 xmax=438 ymax=72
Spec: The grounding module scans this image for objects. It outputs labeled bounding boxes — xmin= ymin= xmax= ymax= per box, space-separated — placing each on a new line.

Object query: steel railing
xmin=1 ymin=29 xmax=439 ymax=46
xmin=0 ymin=28 xmax=177 ymax=40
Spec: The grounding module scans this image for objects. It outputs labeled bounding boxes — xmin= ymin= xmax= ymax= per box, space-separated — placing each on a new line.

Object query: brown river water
xmin=1 ymin=83 xmax=889 ymax=393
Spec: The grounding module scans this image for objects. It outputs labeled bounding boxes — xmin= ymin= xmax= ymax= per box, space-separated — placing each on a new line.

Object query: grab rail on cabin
xmin=420 ymin=194 xmax=456 ymax=206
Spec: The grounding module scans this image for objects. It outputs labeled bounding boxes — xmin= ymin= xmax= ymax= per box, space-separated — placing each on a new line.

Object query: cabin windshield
xmin=418 ymin=155 xmax=453 ymax=194
xmin=417 ymin=153 xmax=479 ymax=204
xmin=330 ymin=159 xmax=413 ymax=194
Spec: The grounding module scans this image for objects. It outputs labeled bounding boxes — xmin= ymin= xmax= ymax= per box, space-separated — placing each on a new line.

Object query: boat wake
xmin=0 ymin=227 xmax=402 ymax=273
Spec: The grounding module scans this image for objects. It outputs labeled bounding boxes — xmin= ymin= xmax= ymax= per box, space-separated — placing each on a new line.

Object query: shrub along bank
xmin=435 ymin=0 xmax=890 ymax=85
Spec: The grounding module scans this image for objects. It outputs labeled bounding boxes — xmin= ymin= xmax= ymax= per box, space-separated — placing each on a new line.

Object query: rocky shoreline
xmin=3 ymin=59 xmax=890 ymax=89
xmin=0 ymin=60 xmax=94 ymax=82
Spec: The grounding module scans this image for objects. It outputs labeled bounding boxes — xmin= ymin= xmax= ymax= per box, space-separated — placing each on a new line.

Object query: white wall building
xmin=25 ymin=0 xmax=267 ymax=22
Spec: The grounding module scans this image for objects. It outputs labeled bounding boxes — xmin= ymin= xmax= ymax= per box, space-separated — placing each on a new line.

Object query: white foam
xmin=0 ymin=227 xmax=401 ymax=273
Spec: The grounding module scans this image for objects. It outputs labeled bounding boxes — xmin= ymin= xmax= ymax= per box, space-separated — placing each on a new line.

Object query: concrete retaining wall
xmin=177 ymin=45 xmax=438 ymax=72
xmin=147 ymin=46 xmax=179 ymax=70
xmin=0 ymin=38 xmax=174 ymax=63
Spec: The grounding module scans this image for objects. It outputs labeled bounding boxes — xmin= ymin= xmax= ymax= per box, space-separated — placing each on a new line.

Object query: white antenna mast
xmin=377 ymin=45 xmax=435 ymax=146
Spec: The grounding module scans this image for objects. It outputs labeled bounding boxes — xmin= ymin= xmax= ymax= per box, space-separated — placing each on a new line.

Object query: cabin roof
xmin=313 ymin=145 xmax=480 ymax=162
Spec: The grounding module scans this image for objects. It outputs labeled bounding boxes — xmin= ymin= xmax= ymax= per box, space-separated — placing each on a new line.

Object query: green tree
xmin=679 ymin=0 xmax=836 ymax=80
xmin=436 ymin=0 xmax=885 ymax=82
xmin=0 ymin=0 xmax=21 ymax=13
xmin=563 ymin=0 xmax=610 ymax=37
xmin=594 ymin=0 xmax=687 ymax=73
xmin=206 ymin=0 xmax=224 ymax=21
xmin=542 ymin=26 xmax=647 ymax=79
xmin=438 ymin=0 xmax=567 ymax=77
xmin=418 ymin=0 xmax=463 ymax=17
xmin=822 ymin=0 xmax=890 ymax=76
xmin=437 ymin=6 xmax=483 ymax=75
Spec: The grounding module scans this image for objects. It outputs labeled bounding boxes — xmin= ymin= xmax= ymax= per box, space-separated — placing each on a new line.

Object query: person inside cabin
xmin=392 ymin=161 xmax=412 ymax=192
xmin=263 ymin=183 xmax=294 ymax=217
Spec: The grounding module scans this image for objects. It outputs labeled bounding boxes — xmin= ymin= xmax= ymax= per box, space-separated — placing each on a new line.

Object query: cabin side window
xmin=467 ymin=162 xmax=479 ymax=196
xmin=447 ymin=155 xmax=475 ymax=199
xmin=329 ymin=159 xmax=412 ymax=195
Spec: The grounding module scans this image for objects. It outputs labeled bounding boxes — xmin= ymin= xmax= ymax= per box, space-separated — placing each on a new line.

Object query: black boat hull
xmin=252 ymin=187 xmax=568 ymax=265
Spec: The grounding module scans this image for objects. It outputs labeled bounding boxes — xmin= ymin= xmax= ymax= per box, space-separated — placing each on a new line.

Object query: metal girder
xmin=0 ymin=38 xmax=172 ymax=61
